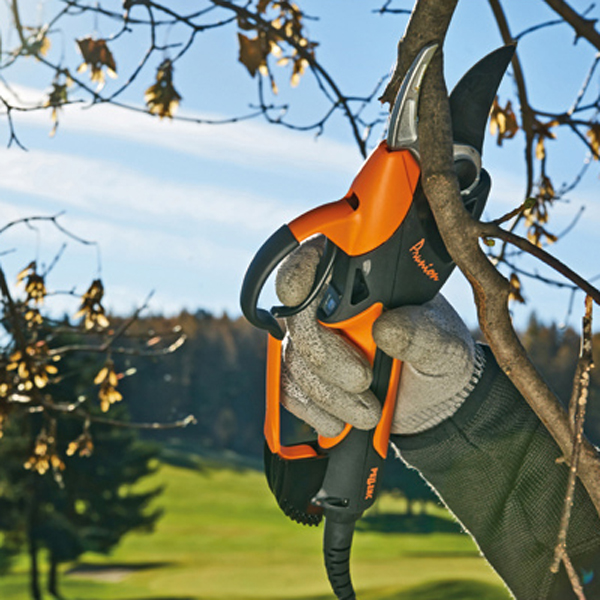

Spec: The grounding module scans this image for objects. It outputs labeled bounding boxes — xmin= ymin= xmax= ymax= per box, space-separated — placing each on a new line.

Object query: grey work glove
xmin=275 ymin=237 xmax=485 ymax=437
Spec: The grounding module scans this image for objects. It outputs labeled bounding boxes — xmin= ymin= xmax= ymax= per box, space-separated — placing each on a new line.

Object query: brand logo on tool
xmin=410 ymin=238 xmax=439 ymax=281
xmin=365 ymin=467 xmax=379 ymax=500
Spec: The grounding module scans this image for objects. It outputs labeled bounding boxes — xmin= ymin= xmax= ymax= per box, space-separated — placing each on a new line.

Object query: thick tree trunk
xmin=27 ymin=471 xmax=42 ymax=600
xmin=27 ymin=522 xmax=41 ymax=600
xmin=48 ymin=552 xmax=61 ymax=599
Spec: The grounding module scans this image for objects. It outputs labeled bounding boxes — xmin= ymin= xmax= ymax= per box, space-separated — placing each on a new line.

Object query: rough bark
xmin=380 ymin=0 xmax=459 ymax=106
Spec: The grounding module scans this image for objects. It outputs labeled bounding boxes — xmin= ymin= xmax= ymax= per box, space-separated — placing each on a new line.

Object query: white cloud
xmin=0 ymin=194 xmax=249 ymax=314
xmin=0 ymin=82 xmax=361 ymax=176
xmin=0 ymin=147 xmax=300 ymax=233
xmin=0 ymin=83 xmax=360 ymax=317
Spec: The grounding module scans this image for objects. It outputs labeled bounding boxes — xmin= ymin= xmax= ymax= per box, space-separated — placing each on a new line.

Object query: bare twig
xmin=496 ymin=257 xmax=579 ymax=290
xmin=48 ymin=334 xmax=186 ymax=358
xmin=569 ymin=53 xmax=600 ymax=114
xmin=0 ymin=97 xmax=28 ymax=150
xmin=491 ymin=198 xmax=534 ymax=227
xmin=0 ymin=213 xmax=102 ymax=275
xmin=515 ymin=18 xmax=564 ymax=40
xmin=542 ymin=0 xmax=600 ymax=51
xmin=562 ymin=553 xmax=588 ymax=600
xmin=550 ymin=296 xmax=593 ymax=599
xmin=372 ymin=1 xmax=412 ymax=15
xmin=0 ymin=213 xmax=95 ymax=246
xmin=43 ymin=399 xmax=197 ymax=430
xmin=487 ymin=0 xmax=535 ymax=198
xmin=101 ymin=290 xmax=155 ymax=351
xmin=480 ymin=222 xmax=600 ymax=304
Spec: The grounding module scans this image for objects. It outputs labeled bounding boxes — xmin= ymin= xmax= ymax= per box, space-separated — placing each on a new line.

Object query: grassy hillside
xmin=0 ymin=455 xmax=510 ymax=599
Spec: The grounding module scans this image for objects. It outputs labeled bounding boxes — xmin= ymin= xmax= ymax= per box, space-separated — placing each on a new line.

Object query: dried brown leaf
xmin=489 ymin=97 xmax=519 ymax=146
xmin=238 ymin=33 xmax=267 ymax=77
xmin=587 ymin=123 xmax=600 ymax=160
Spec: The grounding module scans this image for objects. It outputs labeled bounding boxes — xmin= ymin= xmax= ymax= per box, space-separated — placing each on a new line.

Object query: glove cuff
xmin=395 ymin=343 xmax=487 ymax=434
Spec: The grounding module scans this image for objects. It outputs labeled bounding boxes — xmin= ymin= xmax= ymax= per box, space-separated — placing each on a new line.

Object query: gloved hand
xmin=275 ymin=236 xmax=486 ymax=437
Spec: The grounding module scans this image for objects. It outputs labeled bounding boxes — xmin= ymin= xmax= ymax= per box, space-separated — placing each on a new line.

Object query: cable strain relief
xmin=323 ymin=517 xmax=358 ymax=600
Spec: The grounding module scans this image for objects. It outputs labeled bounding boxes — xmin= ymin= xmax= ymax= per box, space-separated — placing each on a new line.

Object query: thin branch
xmin=486 ymin=0 xmax=541 ymax=266
xmin=480 ymin=221 xmax=600 ymax=304
xmin=1 ymin=85 xmax=268 ymax=126
xmin=491 ymin=198 xmax=533 ymax=226
xmin=0 ymin=212 xmax=102 ymax=275
xmin=515 ymin=18 xmax=564 ymax=40
xmin=0 ymin=213 xmax=93 ymax=245
xmin=44 ymin=398 xmax=197 ymax=430
xmin=10 ymin=0 xmax=28 ymax=49
xmin=488 ymin=0 xmax=535 ymax=199
xmin=48 ymin=334 xmax=186 ymax=358
xmin=562 ymin=553 xmax=588 ymax=600
xmin=106 ymin=3 xmax=157 ymax=102
xmin=101 ymin=290 xmax=155 ymax=352
xmin=567 ymin=120 xmax=600 ymax=158
xmin=555 ymin=205 xmax=585 ymax=239
xmin=0 ymin=97 xmax=28 ymax=150
xmin=542 ymin=0 xmax=600 ymax=51
xmin=550 ymin=296 xmax=593 ymax=600
xmin=569 ymin=53 xmax=600 ymax=114
xmin=559 ymin=157 xmax=593 ymax=195
xmin=42 ymin=243 xmax=67 ymax=278
xmin=372 ymin=1 xmax=412 ymax=15
xmin=496 ymin=257 xmax=578 ymax=290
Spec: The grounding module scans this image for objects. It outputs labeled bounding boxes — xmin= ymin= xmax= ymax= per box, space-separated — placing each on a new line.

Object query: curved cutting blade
xmin=387 ymin=43 xmax=438 ymax=155
xmin=449 ymin=44 xmax=516 ymax=154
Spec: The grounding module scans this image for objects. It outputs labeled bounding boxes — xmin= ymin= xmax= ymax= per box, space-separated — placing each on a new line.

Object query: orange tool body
xmin=265 ymin=142 xmax=419 ymax=462
xmin=240 ymin=44 xmax=514 ymax=600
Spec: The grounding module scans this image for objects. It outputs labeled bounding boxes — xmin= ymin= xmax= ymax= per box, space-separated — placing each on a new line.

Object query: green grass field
xmin=0 ymin=453 xmax=511 ymax=600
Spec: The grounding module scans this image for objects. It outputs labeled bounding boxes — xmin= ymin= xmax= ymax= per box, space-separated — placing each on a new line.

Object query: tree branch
xmin=400 ymin=0 xmax=600 ymax=518
xmin=480 ymin=221 xmax=600 ymax=303
xmin=542 ymin=0 xmax=600 ymax=51
xmin=380 ymin=0 xmax=458 ymax=107
xmin=43 ymin=399 xmax=197 ymax=430
xmin=488 ymin=0 xmax=535 ymax=199
xmin=211 ymin=0 xmax=369 ymax=156
xmin=550 ymin=295 xmax=593 ymax=599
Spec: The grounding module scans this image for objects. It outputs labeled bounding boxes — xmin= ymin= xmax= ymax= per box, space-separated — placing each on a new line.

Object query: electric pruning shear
xmin=241 ymin=43 xmax=514 ymax=600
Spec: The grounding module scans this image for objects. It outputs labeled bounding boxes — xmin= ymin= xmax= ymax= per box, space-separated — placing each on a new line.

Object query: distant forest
xmin=116 ymin=310 xmax=600 ymax=458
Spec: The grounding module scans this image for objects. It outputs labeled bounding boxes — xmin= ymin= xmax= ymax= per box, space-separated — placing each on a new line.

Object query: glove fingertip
xmin=281 ymin=374 xmax=346 ymax=439
xmin=275 ymin=238 xmax=324 ymax=307
xmin=372 ymin=310 xmax=413 ymax=359
xmin=344 ymin=392 xmax=381 ymax=431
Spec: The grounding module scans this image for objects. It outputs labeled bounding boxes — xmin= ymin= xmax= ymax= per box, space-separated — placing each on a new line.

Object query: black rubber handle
xmin=240 ymin=227 xmax=338 ymax=339
xmin=313 ymin=351 xmax=394 ymax=599
xmin=240 ymin=225 xmax=299 ymax=340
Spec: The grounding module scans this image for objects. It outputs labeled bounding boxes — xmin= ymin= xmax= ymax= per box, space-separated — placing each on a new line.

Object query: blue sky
xmin=1 ymin=1 xmax=599 ymax=330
